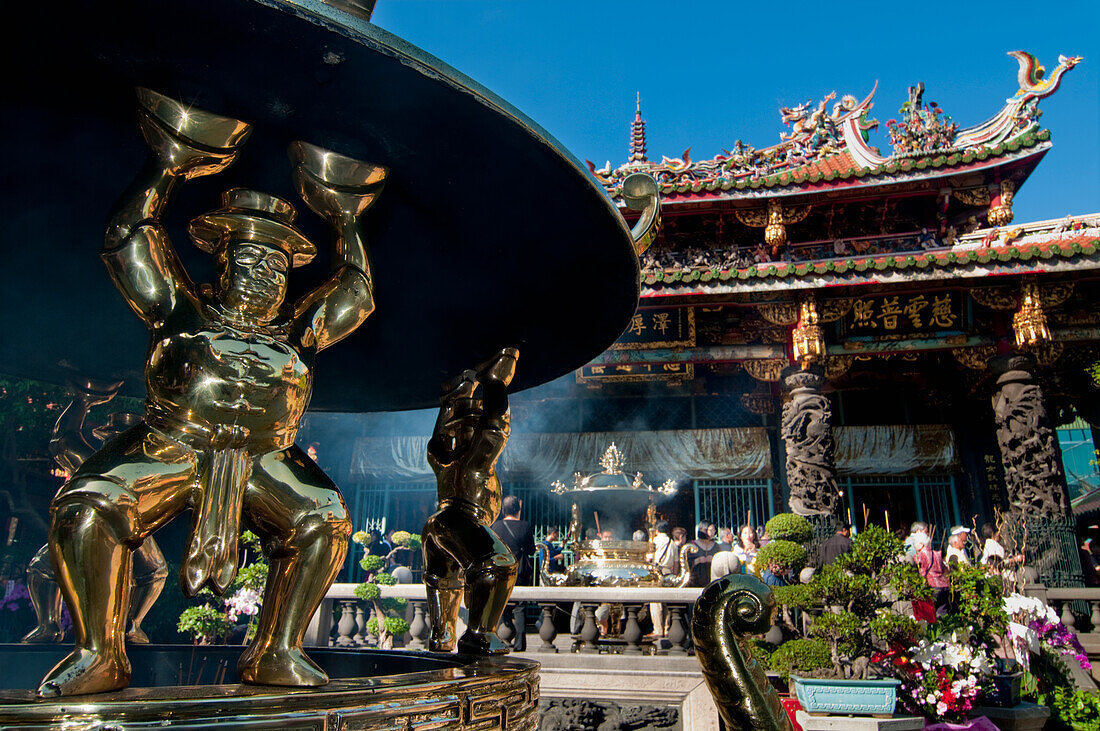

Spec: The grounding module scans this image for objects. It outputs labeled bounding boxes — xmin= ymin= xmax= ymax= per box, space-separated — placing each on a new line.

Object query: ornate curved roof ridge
xmin=592 ymin=52 xmax=1081 ymax=200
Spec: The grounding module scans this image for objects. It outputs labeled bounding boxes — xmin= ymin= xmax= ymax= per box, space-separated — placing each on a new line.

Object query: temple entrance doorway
xmin=841 ymin=475 xmax=959 ymax=538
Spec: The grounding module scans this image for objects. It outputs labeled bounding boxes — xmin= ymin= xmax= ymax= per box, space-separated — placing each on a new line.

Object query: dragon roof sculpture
xmin=590 ymin=51 xmax=1081 ymax=202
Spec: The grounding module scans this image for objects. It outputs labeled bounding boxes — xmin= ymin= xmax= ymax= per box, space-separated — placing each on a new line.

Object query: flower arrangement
xmin=1003 ymin=593 xmax=1090 ymax=674
xmin=880 ymin=629 xmax=993 ymax=723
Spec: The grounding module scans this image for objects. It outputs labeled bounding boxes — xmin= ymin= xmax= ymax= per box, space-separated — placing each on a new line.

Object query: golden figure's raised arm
xmin=103 ymin=89 xmax=251 ymax=327
xmin=467 ymin=349 xmax=519 ymax=467
xmin=289 ymin=142 xmax=387 ymax=351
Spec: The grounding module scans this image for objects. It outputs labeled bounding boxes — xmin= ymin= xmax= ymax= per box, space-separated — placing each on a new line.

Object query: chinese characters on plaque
xmin=613 ymin=307 xmax=696 ymax=348
xmin=577 ymin=308 xmax=695 ymax=384
xmin=847 ymin=293 xmax=964 ymax=336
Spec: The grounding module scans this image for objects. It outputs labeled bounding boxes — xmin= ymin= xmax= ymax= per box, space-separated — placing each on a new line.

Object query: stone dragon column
xmin=781 ymin=365 xmax=841 ymax=518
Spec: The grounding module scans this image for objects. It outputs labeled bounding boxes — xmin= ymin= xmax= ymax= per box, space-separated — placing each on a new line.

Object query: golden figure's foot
xmin=428 ymin=628 xmax=456 ymax=653
xmin=457 ymin=630 xmax=510 ymax=656
xmin=238 ymin=644 xmax=329 ymax=687
xmin=22 ymin=624 xmax=64 ymax=643
xmin=36 ymin=647 xmax=130 ymax=698
xmin=126 ymin=627 xmax=150 ymax=644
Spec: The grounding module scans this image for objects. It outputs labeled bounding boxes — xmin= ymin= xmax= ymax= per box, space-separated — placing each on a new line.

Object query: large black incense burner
xmin=0 ymin=0 xmax=641 ymax=412
xmin=0 ymin=645 xmax=539 ymax=729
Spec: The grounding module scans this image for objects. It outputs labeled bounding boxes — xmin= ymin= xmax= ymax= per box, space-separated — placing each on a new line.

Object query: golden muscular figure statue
xmin=38 ymin=88 xmax=386 ymax=697
xmin=23 ymin=377 xmax=166 ymax=645
xmin=422 ymin=348 xmax=519 ymax=655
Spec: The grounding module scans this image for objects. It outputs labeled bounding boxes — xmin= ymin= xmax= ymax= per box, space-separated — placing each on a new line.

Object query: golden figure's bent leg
xmin=38 ymin=425 xmax=197 ymax=697
xmin=127 ymin=538 xmax=169 ymax=644
xmin=423 ymin=511 xmax=463 ymax=652
xmin=37 ymin=493 xmax=134 ymax=697
xmin=421 ymin=504 xmax=517 ymax=655
xmin=240 ymin=446 xmax=351 ymax=687
xmin=22 ymin=545 xmax=64 ymax=643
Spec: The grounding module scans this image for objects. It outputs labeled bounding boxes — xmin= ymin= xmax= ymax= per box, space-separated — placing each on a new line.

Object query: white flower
xmin=936 ymin=701 xmax=949 ymax=715
xmin=225 ymin=587 xmax=262 ymax=617
xmin=926 ymin=693 xmax=937 ymax=704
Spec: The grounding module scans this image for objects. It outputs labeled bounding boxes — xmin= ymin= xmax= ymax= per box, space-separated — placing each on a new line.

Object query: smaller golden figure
xmin=423 ymin=348 xmax=520 ymax=654
xmin=23 ymin=378 xmax=167 ymax=645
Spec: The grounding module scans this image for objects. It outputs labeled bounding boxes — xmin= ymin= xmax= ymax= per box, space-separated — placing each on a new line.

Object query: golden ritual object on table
xmin=1 ymin=0 xmax=648 ymax=724
xmin=542 ymin=443 xmax=693 ymax=587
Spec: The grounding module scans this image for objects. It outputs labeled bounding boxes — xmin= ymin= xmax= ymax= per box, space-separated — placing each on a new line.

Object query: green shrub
xmin=810 ymin=610 xmax=863 ymax=668
xmin=772 ymin=583 xmax=815 ymax=611
xmin=765 ymin=514 xmax=814 ymax=544
xmin=881 ymin=561 xmax=934 ymax=602
xmin=390 ymin=532 xmax=422 ymax=551
xmin=839 ymin=525 xmax=903 ymax=575
xmin=943 ymin=562 xmax=1007 ymax=646
xmin=235 ymin=561 xmax=269 ymax=593
xmin=367 ymin=615 xmax=411 ymax=637
xmin=756 ymin=539 xmax=808 ymax=575
xmin=869 ymin=611 xmax=921 ymax=646
xmin=360 ymin=553 xmax=385 ymax=572
xmin=747 ymin=638 xmax=776 ymax=666
xmin=813 ymin=564 xmax=878 ymax=613
xmin=768 ymin=638 xmax=832 ymax=681
xmin=354 ymin=582 xmax=381 ymax=601
xmin=373 ymin=572 xmax=397 ymax=586
xmin=177 ymin=604 xmax=232 ymax=644
xmin=1042 ymin=687 xmax=1100 ymax=731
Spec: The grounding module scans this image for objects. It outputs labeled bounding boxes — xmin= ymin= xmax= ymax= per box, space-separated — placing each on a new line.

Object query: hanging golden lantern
xmin=792 ymin=299 xmax=825 ymax=367
xmin=1012 ymin=281 xmax=1051 ymax=349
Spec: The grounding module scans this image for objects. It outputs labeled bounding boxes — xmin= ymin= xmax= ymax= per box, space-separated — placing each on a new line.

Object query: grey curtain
xmin=351 ymin=427 xmax=773 ymax=483
xmin=836 ymin=424 xmax=958 ymax=475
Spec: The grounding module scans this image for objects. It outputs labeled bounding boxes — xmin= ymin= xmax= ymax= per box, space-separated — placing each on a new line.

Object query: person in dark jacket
xmin=491 ymin=495 xmax=535 ymax=650
xmin=819 ymin=525 xmax=852 ymax=566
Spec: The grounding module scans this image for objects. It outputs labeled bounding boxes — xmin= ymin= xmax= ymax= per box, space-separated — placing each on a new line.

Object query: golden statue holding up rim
xmin=39 ymin=88 xmax=386 ymax=697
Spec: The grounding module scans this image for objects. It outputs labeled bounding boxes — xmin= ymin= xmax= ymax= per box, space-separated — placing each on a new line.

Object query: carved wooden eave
xmin=743 ymin=358 xmax=788 ymax=382
xmin=970 ymin=281 xmax=1075 ymax=310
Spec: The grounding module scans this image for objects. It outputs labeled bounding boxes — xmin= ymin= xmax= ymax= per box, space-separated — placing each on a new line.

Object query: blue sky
xmin=372 ymin=1 xmax=1099 ymax=223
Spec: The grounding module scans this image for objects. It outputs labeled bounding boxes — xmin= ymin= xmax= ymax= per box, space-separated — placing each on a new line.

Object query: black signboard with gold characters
xmin=577 ymin=362 xmax=694 ymax=385
xmin=612 ymin=307 xmax=696 ymax=349
xmin=845 ymin=292 xmax=965 ymax=336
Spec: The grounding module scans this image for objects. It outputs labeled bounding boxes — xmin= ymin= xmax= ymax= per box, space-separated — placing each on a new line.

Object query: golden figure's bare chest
xmin=146 ymin=323 xmax=312 ymax=441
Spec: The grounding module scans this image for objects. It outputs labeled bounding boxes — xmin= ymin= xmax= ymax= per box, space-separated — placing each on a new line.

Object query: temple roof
xmin=639 ymin=214 xmax=1100 ymax=298
xmin=593 ymin=52 xmax=1081 ymax=203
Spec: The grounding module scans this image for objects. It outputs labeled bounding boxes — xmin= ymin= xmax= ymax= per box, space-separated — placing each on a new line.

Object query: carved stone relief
xmin=991 ymin=355 xmax=1070 ymax=517
xmin=782 ymin=367 xmax=840 ymax=517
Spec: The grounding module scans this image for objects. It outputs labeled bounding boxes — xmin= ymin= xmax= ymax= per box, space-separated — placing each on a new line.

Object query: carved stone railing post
xmin=577 ymin=603 xmax=600 ymax=653
xmin=352 ymin=602 xmax=367 ymax=646
xmin=336 ymin=599 xmax=358 ymax=647
xmin=537 ymin=603 xmax=558 ymax=653
xmin=364 ymin=603 xmax=378 ymax=647
xmin=622 ymin=604 xmax=643 ymax=655
xmin=406 ymin=601 xmax=429 ymax=650
xmin=1091 ymin=601 xmax=1100 ymax=630
xmin=781 ymin=365 xmax=840 ymax=518
xmin=666 ymin=604 xmax=689 ymax=656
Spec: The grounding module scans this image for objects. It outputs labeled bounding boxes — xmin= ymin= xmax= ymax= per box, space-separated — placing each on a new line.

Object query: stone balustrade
xmin=308 ymin=584 xmax=703 ymax=656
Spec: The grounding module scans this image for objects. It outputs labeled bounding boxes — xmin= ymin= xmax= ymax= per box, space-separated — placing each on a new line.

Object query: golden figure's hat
xmin=189 ymin=188 xmax=317 ymax=267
